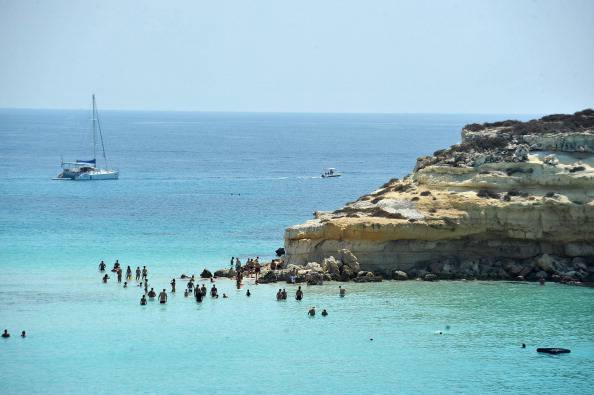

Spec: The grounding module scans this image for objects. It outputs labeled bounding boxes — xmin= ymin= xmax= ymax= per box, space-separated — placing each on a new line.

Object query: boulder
xmin=322 ymin=256 xmax=340 ymax=275
xmin=258 ymin=270 xmax=277 ymax=284
xmin=200 ymin=269 xmax=212 ymax=278
xmin=306 ymin=271 xmax=324 ymax=285
xmin=423 ymin=273 xmax=438 ymax=282
xmin=213 ymin=269 xmax=228 ymax=278
xmin=393 ymin=270 xmax=408 ymax=280
xmin=536 ymin=254 xmax=555 ymax=273
xmin=543 ymin=154 xmax=559 ymax=165
xmin=338 ymin=249 xmax=360 ymax=273
xmin=305 ymin=262 xmax=324 ymax=272
xmin=275 ymin=247 xmax=285 ymax=257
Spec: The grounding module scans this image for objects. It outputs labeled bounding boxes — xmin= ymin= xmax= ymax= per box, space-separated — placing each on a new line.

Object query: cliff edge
xmin=284 ymin=110 xmax=594 ymax=282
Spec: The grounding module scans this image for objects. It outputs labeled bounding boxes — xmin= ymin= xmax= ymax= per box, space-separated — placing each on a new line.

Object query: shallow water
xmin=1 ymin=110 xmax=593 ymax=394
xmin=1 ymin=274 xmax=593 ymax=394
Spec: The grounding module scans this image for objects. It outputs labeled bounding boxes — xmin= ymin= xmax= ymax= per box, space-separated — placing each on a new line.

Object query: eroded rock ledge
xmin=284 ymin=110 xmax=594 ymax=282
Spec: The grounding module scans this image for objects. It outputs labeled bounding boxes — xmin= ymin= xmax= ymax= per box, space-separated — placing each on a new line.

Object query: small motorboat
xmin=321 ymin=168 xmax=341 ymax=178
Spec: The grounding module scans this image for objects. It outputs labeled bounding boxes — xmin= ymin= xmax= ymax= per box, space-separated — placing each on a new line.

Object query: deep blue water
xmin=2 ymin=110 xmax=593 ymax=394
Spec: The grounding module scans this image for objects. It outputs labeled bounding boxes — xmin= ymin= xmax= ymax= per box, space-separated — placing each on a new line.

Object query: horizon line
xmin=0 ymin=106 xmax=548 ymax=117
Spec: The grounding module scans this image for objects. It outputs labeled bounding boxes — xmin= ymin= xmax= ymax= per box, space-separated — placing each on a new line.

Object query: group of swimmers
xmin=98 ymin=259 xmax=345 ymax=316
xmin=2 ymin=329 xmax=25 ymax=338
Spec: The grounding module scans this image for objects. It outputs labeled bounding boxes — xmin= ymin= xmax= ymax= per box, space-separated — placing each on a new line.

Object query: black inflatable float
xmin=537 ymin=348 xmax=571 ymax=354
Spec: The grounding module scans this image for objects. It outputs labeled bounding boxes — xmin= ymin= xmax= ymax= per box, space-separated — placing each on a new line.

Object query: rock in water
xmin=200 ymin=269 xmax=213 ymax=278
xmin=283 ymin=110 xmax=594 ymax=281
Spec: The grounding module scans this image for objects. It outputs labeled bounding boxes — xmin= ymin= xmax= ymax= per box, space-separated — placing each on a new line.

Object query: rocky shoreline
xmin=281 ymin=110 xmax=594 ymax=285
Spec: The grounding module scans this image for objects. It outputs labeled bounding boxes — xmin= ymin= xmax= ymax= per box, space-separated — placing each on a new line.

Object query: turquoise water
xmin=1 ymin=110 xmax=593 ymax=394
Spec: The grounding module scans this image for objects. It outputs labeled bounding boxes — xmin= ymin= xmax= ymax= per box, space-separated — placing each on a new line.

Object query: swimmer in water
xmin=339 ymin=286 xmax=346 ymax=297
xmin=539 ymin=278 xmax=545 ymax=286
xmin=148 ymin=288 xmax=156 ymax=298
xmin=308 ymin=307 xmax=316 ymax=316
xmin=135 ymin=266 xmax=141 ymax=281
xmin=246 ymin=289 xmax=251 ymax=297
xmin=159 ymin=289 xmax=168 ymax=304
xmin=281 ymin=289 xmax=287 ymax=300
xmin=201 ymin=284 xmax=207 ymax=296
xmin=102 ymin=274 xmax=109 ymax=283
xmin=170 ymin=278 xmax=176 ymax=293
xmin=2 ymin=329 xmax=9 ymax=338
xmin=210 ymin=285 xmax=218 ymax=298
xmin=21 ymin=330 xmax=26 ymax=338
xmin=123 ymin=282 xmax=128 ymax=288
xmin=223 ymin=293 xmax=228 ymax=298
xmin=195 ymin=286 xmax=203 ymax=302
xmin=99 ymin=260 xmax=106 ymax=271
xmin=140 ymin=295 xmax=147 ymax=305
xmin=142 ymin=266 xmax=148 ymax=280
xmin=321 ymin=309 xmax=328 ymax=316
xmin=276 ymin=289 xmax=282 ymax=301
xmin=117 ymin=268 xmax=122 ymax=283
xmin=126 ymin=266 xmax=132 ymax=280
xmin=522 ymin=343 xmax=526 ymax=348
xmin=184 ymin=289 xmax=189 ymax=297
xmin=295 ymin=286 xmax=303 ymax=301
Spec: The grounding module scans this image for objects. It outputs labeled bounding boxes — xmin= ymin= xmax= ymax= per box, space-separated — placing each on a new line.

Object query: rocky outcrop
xmin=284 ymin=110 xmax=594 ymax=283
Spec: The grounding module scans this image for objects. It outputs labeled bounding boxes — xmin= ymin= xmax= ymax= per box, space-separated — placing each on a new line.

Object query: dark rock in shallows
xmin=200 ymin=269 xmax=213 ymax=278
xmin=423 ymin=273 xmax=438 ymax=282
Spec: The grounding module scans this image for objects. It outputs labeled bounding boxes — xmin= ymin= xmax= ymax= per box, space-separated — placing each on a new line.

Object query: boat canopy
xmin=76 ymin=159 xmax=96 ymax=164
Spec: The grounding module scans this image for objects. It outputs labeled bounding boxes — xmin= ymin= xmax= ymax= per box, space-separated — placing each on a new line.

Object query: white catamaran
xmin=55 ymin=94 xmax=119 ymax=180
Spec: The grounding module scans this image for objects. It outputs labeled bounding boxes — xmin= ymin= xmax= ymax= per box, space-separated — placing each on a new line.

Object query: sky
xmin=0 ymin=0 xmax=593 ymax=113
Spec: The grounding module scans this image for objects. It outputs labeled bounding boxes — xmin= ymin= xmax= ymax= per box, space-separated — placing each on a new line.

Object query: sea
xmin=1 ymin=109 xmax=593 ymax=394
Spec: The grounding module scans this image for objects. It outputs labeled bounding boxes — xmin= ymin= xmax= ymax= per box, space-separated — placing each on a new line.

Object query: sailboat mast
xmin=92 ymin=94 xmax=97 ymax=162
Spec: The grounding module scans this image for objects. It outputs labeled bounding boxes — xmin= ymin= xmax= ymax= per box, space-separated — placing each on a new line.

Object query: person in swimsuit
xmin=158 ymin=289 xmax=168 ymax=304
xmin=142 ymin=266 xmax=148 ymax=280
xmin=281 ymin=289 xmax=287 ymax=300
xmin=99 ymin=260 xmax=106 ymax=271
xmin=2 ymin=329 xmax=9 ymax=338
xmin=210 ymin=285 xmax=218 ymax=298
xmin=117 ymin=268 xmax=122 ymax=283
xmin=123 ymin=282 xmax=128 ymax=288
xmin=246 ymin=289 xmax=251 ymax=297
xmin=321 ymin=309 xmax=328 ymax=316
xmin=223 ymin=293 xmax=228 ymax=298
xmin=126 ymin=266 xmax=132 ymax=280
xmin=148 ymin=288 xmax=156 ymax=298
xmin=21 ymin=330 xmax=26 ymax=338
xmin=296 ymin=286 xmax=303 ymax=301
xmin=276 ymin=289 xmax=282 ymax=301
xmin=135 ymin=266 xmax=141 ymax=281
xmin=140 ymin=295 xmax=147 ymax=305
xmin=339 ymin=286 xmax=346 ymax=297
xmin=308 ymin=307 xmax=315 ymax=316
xmin=194 ymin=286 xmax=203 ymax=302
xmin=184 ymin=289 xmax=189 ymax=297
xmin=102 ymin=274 xmax=109 ymax=283
xmin=170 ymin=278 xmax=176 ymax=293
xmin=201 ymin=284 xmax=207 ymax=296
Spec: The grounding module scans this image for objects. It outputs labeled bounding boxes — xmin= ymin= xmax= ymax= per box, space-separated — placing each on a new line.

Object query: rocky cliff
xmin=284 ymin=110 xmax=594 ymax=282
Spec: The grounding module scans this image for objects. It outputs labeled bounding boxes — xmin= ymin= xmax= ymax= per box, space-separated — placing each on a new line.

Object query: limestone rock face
xmin=284 ymin=110 xmax=594 ymax=281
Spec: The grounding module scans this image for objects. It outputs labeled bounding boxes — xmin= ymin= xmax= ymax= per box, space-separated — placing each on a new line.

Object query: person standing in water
xmin=99 ymin=260 xmax=106 ymax=271
xmin=140 ymin=295 xmax=147 ymax=305
xmin=230 ymin=256 xmax=235 ymax=269
xmin=126 ymin=266 xmax=132 ymax=280
xmin=295 ymin=286 xmax=303 ymax=301
xmin=339 ymin=286 xmax=346 ymax=297
xmin=201 ymin=284 xmax=207 ymax=296
xmin=116 ymin=268 xmax=122 ymax=283
xmin=246 ymin=289 xmax=251 ymax=297
xmin=321 ymin=309 xmax=328 ymax=316
xmin=170 ymin=278 xmax=176 ymax=293
xmin=21 ymin=330 xmax=26 ymax=338
xmin=2 ymin=329 xmax=10 ymax=338
xmin=276 ymin=289 xmax=282 ymax=301
xmin=281 ymin=289 xmax=287 ymax=300
xmin=158 ymin=289 xmax=168 ymax=304
xmin=211 ymin=285 xmax=218 ymax=298
xmin=308 ymin=307 xmax=316 ymax=316
xmin=148 ymin=288 xmax=156 ymax=298
xmin=194 ymin=286 xmax=203 ymax=302
xmin=254 ymin=261 xmax=261 ymax=282
xmin=142 ymin=266 xmax=148 ymax=280
xmin=135 ymin=266 xmax=141 ymax=281
xmin=102 ymin=274 xmax=109 ymax=283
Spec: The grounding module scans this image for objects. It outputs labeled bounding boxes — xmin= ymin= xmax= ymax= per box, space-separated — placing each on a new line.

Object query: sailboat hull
xmin=56 ymin=169 xmax=119 ymax=180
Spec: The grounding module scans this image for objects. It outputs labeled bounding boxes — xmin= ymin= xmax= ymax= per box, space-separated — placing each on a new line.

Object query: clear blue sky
xmin=1 ymin=0 xmax=593 ymax=113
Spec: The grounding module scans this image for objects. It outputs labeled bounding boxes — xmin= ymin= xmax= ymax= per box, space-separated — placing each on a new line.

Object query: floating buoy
xmin=537 ymin=348 xmax=571 ymax=354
